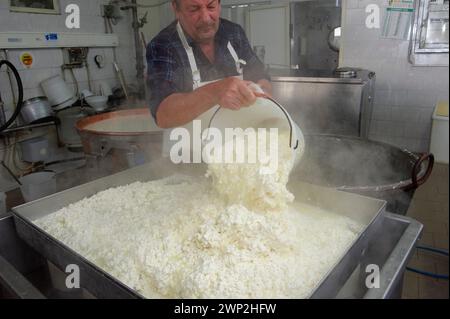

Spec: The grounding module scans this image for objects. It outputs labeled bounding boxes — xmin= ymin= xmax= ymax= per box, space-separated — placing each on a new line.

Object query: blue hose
xmin=416 ymin=245 xmax=449 ymax=256
xmin=406 ymin=267 xmax=449 ymax=280
xmin=405 ymin=245 xmax=449 ymax=280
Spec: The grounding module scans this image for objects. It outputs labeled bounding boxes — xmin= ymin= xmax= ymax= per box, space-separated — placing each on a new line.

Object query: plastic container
xmin=19 ymin=171 xmax=57 ymax=202
xmin=206 ymin=89 xmax=305 ymax=168
xmin=0 ymin=192 xmax=6 ymax=215
xmin=430 ymin=102 xmax=449 ymax=164
xmin=40 ymin=75 xmax=75 ymax=111
xmin=85 ymin=96 xmax=108 ymax=112
xmin=20 ymin=137 xmax=50 ymax=163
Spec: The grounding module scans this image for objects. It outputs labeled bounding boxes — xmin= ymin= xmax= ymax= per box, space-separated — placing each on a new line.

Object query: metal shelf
xmin=0 ymin=121 xmax=58 ymax=136
xmin=0 ymin=32 xmax=119 ymax=49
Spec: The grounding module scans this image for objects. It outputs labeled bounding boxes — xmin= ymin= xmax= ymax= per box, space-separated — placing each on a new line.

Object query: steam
xmin=70 ymin=91 xmax=423 ymax=216
xmin=290 ymin=135 xmax=421 ymax=214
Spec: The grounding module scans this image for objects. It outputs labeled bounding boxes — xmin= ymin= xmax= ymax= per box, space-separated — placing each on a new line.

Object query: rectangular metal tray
xmin=12 ymin=160 xmax=387 ymax=299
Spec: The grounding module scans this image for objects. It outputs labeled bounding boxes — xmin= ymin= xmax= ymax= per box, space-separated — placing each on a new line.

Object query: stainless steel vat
xmin=271 ymin=68 xmax=376 ymax=138
xmin=1 ymin=209 xmax=422 ymax=299
xmin=10 ymin=159 xmax=391 ymax=299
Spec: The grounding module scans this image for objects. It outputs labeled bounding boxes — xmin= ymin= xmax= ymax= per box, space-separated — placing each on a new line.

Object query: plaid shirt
xmin=146 ymin=19 xmax=269 ymax=120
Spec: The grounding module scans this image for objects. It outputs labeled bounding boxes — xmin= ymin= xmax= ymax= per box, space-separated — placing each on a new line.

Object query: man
xmin=146 ymin=0 xmax=271 ymax=129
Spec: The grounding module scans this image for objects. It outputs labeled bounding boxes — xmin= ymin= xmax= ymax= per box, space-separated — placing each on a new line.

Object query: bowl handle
xmin=409 ymin=153 xmax=435 ymax=190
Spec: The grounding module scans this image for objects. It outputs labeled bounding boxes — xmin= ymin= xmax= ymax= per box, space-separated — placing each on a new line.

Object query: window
xmin=410 ymin=0 xmax=449 ymax=65
xmin=10 ymin=0 xmax=60 ymax=15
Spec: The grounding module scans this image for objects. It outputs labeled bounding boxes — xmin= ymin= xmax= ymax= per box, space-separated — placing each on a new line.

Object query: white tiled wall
xmin=0 ymin=0 xmax=137 ymax=113
xmin=291 ymin=0 xmax=341 ymax=71
xmin=341 ymin=0 xmax=449 ymax=152
xmin=224 ymin=0 xmax=448 ymax=152
xmin=0 ymin=0 xmax=138 ymax=191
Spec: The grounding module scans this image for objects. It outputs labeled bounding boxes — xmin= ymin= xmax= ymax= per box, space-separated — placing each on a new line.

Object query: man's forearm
xmin=156 ymin=84 xmax=219 ymax=128
xmin=155 ymin=77 xmax=267 ymax=129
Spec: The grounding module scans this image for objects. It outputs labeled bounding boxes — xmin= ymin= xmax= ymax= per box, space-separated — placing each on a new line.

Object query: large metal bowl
xmin=75 ymin=108 xmax=163 ymax=162
xmin=292 ymin=135 xmax=434 ymax=215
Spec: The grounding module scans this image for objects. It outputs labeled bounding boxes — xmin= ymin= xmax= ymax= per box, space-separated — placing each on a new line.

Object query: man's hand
xmin=155 ymin=77 xmax=271 ymax=128
xmin=212 ymin=77 xmax=257 ymax=110
xmin=257 ymin=79 xmax=273 ymax=97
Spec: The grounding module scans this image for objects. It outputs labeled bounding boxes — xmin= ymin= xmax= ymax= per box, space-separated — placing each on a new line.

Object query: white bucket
xmin=19 ymin=171 xmax=57 ymax=202
xmin=41 ymin=75 xmax=75 ymax=109
xmin=205 ymin=95 xmax=305 ymax=168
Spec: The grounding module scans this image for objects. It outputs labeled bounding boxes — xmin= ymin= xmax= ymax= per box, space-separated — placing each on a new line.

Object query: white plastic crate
xmin=430 ymin=102 xmax=449 ymax=164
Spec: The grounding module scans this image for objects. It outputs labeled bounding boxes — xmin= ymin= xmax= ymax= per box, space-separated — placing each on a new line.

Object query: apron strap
xmin=227 ymin=41 xmax=246 ymax=76
xmin=177 ymin=22 xmax=246 ymax=89
xmin=177 ymin=22 xmax=201 ymax=90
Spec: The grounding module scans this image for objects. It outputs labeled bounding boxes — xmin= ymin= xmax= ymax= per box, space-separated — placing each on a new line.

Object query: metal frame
xmin=9 ymin=0 xmax=60 ymax=15
xmin=414 ymin=0 xmax=449 ymax=53
xmin=364 ymin=213 xmax=423 ymax=299
xmin=410 ymin=0 xmax=449 ymax=65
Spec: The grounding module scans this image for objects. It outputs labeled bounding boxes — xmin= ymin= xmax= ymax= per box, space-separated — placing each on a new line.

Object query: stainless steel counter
xmin=270 ymin=68 xmax=373 ymax=84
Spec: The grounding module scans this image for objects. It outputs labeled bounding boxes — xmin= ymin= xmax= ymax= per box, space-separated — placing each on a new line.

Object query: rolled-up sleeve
xmin=146 ymin=20 xmax=269 ymax=122
xmin=146 ymin=41 xmax=180 ymax=120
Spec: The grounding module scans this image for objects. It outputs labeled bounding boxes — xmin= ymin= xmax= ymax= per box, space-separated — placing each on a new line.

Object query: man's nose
xmin=199 ymin=8 xmax=212 ymax=23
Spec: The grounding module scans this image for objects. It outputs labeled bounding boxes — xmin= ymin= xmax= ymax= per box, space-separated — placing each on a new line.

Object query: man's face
xmin=173 ymin=0 xmax=221 ymax=44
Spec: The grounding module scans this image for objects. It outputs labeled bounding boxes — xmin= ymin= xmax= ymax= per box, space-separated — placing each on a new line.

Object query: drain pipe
xmin=123 ymin=0 xmax=146 ymax=100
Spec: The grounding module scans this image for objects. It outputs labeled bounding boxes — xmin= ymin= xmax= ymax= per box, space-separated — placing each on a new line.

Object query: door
xmin=246 ymin=4 xmax=291 ymax=67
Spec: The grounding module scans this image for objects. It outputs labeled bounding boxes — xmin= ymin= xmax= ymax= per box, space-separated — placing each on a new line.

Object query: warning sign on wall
xmin=20 ymin=52 xmax=34 ymax=68
xmin=387 ymin=0 xmax=414 ymax=12
xmin=383 ymin=0 xmax=415 ymax=39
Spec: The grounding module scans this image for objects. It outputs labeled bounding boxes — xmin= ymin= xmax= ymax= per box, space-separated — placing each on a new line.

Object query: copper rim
xmin=76 ymin=108 xmax=160 ymax=137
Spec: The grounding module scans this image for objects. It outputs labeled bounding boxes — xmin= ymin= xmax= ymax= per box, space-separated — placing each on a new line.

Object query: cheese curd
xmin=206 ymin=130 xmax=296 ymax=212
xmin=35 ymin=130 xmax=363 ymax=299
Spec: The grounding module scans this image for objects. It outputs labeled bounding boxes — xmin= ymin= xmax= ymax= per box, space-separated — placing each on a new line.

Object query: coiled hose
xmin=0 ymin=60 xmax=24 ymax=133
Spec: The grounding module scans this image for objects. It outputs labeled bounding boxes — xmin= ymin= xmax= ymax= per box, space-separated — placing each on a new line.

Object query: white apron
xmin=162 ymin=22 xmax=247 ymax=158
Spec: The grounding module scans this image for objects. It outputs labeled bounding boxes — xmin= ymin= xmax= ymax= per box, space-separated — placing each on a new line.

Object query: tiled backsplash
xmin=342 ymin=0 xmax=449 ymax=152
xmin=0 ymin=0 xmax=137 ymax=111
xmin=0 ymin=0 xmax=138 ymax=191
